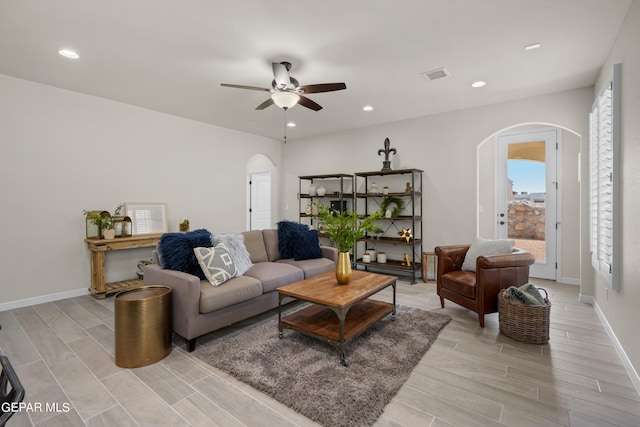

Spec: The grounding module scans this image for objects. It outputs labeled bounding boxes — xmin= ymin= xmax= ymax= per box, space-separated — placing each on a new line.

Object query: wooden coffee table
xmin=277 ymin=270 xmax=397 ymax=366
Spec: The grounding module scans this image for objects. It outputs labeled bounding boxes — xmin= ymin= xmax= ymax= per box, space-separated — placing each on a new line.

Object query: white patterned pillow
xmin=211 ymin=233 xmax=253 ymax=275
xmin=461 ymin=237 xmax=515 ymax=272
xmin=194 ymin=244 xmax=238 ymax=286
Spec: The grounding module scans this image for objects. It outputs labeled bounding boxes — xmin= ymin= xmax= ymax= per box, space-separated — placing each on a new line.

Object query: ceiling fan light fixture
xmin=271 ymin=91 xmax=300 ymax=109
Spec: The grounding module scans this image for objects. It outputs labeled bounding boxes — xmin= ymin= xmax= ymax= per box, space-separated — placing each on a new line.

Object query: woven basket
xmin=498 ymin=288 xmax=551 ymax=344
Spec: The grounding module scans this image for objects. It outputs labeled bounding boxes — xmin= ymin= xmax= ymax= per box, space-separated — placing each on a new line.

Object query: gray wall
xmin=0 ymin=74 xmax=281 ymax=305
xmin=282 ymin=87 xmax=591 ymax=271
xmin=591 ymin=0 xmax=640 ymax=384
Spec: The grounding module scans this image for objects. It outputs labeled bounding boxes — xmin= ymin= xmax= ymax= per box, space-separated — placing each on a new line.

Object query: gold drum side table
xmin=115 ymin=285 xmax=172 ymax=368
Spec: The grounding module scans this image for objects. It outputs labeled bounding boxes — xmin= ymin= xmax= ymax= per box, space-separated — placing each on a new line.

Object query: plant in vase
xmin=372 ymin=226 xmax=385 ymax=239
xmin=379 ymin=196 xmax=404 ymax=218
xmin=313 ymin=203 xmax=383 ymax=284
xmin=137 ymin=259 xmax=153 ymax=279
xmin=84 ymin=203 xmax=124 ymax=240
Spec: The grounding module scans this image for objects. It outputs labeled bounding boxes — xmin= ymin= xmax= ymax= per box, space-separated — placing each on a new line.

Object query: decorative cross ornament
xmin=377 ymin=138 xmax=397 ymax=171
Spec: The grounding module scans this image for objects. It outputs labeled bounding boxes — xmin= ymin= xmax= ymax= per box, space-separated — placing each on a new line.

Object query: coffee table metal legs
xmin=325 ymin=306 xmax=349 ymax=366
xmin=278 ymin=293 xmax=284 ymax=339
xmin=392 ymin=280 xmax=397 ymax=321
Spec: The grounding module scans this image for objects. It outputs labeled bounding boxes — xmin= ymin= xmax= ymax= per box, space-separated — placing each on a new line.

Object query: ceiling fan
xmin=220 ymin=62 xmax=346 ymax=111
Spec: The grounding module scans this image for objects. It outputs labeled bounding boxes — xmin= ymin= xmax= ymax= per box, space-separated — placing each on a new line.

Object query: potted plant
xmin=137 ymin=259 xmax=153 ymax=279
xmin=84 ymin=204 xmax=124 ymax=240
xmin=380 ymin=196 xmax=404 ymax=218
xmin=313 ymin=203 xmax=383 ymax=284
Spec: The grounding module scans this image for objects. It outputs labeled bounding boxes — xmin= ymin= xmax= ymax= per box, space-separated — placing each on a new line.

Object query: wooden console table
xmin=85 ymin=234 xmax=162 ymax=298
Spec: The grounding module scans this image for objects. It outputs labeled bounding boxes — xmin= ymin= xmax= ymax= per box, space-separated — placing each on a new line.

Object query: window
xmin=124 ymin=203 xmax=168 ymax=235
xmin=589 ymin=63 xmax=621 ymax=290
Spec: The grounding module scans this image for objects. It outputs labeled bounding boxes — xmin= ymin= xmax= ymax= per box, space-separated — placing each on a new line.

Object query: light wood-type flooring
xmin=1 ymin=278 xmax=639 ymax=426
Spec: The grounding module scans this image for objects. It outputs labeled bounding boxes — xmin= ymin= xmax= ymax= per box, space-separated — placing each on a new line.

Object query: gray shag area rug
xmin=193 ymin=304 xmax=451 ymax=427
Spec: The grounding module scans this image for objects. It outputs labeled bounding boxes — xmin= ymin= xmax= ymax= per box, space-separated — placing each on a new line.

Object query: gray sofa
xmin=143 ymin=229 xmax=337 ymax=351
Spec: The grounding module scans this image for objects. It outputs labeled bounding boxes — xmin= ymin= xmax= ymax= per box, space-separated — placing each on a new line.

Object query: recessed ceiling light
xmin=287 ymin=122 xmax=296 ymax=127
xmin=362 ymin=106 xmax=374 ymax=111
xmin=58 ymin=49 xmax=79 ymax=59
xmin=471 ymin=81 xmax=486 ymax=88
xmin=524 ymin=43 xmax=541 ymax=51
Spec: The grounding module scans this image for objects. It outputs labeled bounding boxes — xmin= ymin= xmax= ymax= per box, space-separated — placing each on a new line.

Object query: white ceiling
xmin=0 ymin=0 xmax=632 ymax=141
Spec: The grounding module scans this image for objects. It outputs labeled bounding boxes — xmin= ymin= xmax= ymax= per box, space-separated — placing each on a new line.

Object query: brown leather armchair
xmin=434 ymin=245 xmax=535 ymax=327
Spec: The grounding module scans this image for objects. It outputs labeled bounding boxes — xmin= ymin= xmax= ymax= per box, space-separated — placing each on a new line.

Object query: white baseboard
xmin=580 ymin=293 xmax=640 ymax=396
xmin=558 ymin=276 xmax=580 ymax=285
xmin=0 ymin=288 xmax=89 ymax=312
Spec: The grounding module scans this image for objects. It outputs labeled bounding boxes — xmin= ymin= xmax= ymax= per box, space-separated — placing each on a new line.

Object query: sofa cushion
xmin=212 ymin=233 xmax=253 ymax=274
xmin=277 ymin=221 xmax=309 ymax=259
xmin=262 ymin=229 xmax=280 ymax=262
xmin=199 ymin=275 xmax=263 ymax=314
xmin=292 ymin=229 xmax=322 ymax=260
xmin=242 ymin=230 xmax=268 ymax=263
xmin=461 ymin=237 xmax=515 ymax=272
xmin=245 ymin=262 xmax=304 ymax=293
xmin=194 ymin=244 xmax=238 ymax=286
xmin=441 ymin=270 xmax=476 ymax=299
xmin=158 ymin=229 xmax=212 ymax=279
xmin=277 ymin=258 xmax=335 ymax=279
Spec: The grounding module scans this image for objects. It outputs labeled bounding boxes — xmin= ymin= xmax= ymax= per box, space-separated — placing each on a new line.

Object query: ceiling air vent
xmin=421 ymin=67 xmax=450 ymax=81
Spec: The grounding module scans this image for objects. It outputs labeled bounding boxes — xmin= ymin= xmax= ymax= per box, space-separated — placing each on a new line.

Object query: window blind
xmin=589 ymin=63 xmax=621 ymax=290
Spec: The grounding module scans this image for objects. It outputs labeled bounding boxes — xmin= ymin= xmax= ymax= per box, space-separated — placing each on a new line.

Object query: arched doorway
xmin=496 ymin=127 xmax=558 ymax=279
xmin=477 ymin=123 xmax=581 ymax=284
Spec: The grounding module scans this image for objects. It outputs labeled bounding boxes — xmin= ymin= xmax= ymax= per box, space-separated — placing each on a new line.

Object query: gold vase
xmin=336 ymin=252 xmax=352 ymax=285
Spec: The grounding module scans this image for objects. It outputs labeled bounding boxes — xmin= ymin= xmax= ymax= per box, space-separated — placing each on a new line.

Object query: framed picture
xmin=125 ymin=202 xmax=168 ymax=235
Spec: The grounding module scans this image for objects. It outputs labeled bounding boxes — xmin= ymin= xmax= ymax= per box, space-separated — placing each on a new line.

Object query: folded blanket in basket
xmin=503 ymin=283 xmax=547 ymax=305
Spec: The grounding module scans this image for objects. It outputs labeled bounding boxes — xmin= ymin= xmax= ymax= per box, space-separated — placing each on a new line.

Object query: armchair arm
xmin=475 ymin=249 xmax=535 ymax=315
xmin=434 ymin=245 xmax=470 ymax=276
xmin=477 ymin=248 xmax=535 ymax=270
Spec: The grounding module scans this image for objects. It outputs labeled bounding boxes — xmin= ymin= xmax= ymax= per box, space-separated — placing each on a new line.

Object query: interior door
xmin=249 ymin=172 xmax=272 ymax=230
xmin=496 ymin=129 xmax=557 ymax=280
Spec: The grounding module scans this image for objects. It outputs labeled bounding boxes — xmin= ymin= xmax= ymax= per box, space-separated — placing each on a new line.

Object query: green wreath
xmin=379 ymin=196 xmax=404 ymax=218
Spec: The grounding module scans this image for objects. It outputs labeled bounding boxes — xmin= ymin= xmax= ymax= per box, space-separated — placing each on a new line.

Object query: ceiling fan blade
xmin=255 ymin=98 xmax=274 ymax=110
xmin=299 ymin=83 xmax=346 ymax=94
xmin=272 ymin=62 xmax=291 ymax=89
xmin=298 ymin=95 xmax=323 ymax=111
xmin=220 ymin=83 xmax=270 ymax=92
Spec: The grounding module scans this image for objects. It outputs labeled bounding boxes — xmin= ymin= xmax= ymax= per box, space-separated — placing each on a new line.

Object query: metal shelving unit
xmin=353 ymin=169 xmax=423 ymax=283
xmin=298 ymin=174 xmax=353 ymax=234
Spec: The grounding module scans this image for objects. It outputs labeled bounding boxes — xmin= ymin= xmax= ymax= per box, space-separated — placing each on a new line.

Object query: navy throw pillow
xmin=277 ymin=221 xmax=309 ymax=259
xmin=293 ymin=229 xmax=323 ymax=261
xmin=158 ymin=229 xmax=213 ymax=279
